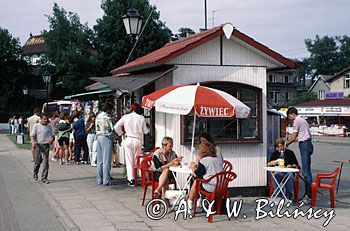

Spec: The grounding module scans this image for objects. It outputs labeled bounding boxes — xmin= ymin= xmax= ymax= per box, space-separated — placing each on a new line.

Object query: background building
xmin=22 ymin=34 xmax=50 ymax=107
xmin=267 ymin=67 xmax=304 ymax=109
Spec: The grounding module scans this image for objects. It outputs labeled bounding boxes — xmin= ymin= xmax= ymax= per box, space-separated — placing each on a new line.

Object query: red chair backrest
xmin=140 ymin=156 xmax=153 ymax=172
xmin=328 ymin=167 xmax=341 ymax=186
xmin=223 ymin=160 xmax=233 ymax=172
xmin=150 ymin=147 xmax=160 ymax=154
xmin=208 ymin=171 xmax=237 ymax=195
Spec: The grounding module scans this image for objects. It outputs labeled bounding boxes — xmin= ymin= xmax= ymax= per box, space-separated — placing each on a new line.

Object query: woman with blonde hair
xmin=153 ymin=137 xmax=182 ymax=197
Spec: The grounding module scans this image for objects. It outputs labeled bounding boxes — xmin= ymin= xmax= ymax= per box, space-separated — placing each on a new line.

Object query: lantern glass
xmin=122 ymin=15 xmax=131 ymax=34
xmin=122 ymin=8 xmax=143 ymax=36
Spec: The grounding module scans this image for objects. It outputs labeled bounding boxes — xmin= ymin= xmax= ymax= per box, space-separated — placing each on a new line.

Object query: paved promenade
xmin=0 ymin=134 xmax=349 ymax=230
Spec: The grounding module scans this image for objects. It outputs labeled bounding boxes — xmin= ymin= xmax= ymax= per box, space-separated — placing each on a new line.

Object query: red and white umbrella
xmin=142 ymin=83 xmax=251 ymax=159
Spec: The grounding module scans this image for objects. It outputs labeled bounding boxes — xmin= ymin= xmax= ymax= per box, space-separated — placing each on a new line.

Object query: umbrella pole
xmin=190 ymin=113 xmax=197 ymax=162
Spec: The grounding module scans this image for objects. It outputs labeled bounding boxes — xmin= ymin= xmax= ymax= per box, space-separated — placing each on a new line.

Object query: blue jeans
xmin=299 ymin=140 xmax=313 ymax=197
xmin=96 ymin=135 xmax=113 ymax=185
xmin=273 ymin=172 xmax=294 ymax=200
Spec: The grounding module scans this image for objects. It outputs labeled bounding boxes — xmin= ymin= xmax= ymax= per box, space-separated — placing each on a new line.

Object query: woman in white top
xmin=198 ymin=133 xmax=223 ymax=165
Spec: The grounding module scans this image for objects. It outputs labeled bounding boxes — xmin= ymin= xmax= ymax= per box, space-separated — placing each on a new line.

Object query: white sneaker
xmin=91 ymin=163 xmax=97 ymax=167
xmin=51 ymin=157 xmax=58 ymax=161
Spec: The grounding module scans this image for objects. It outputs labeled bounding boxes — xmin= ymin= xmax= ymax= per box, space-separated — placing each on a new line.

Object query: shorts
xmin=58 ymin=137 xmax=69 ymax=146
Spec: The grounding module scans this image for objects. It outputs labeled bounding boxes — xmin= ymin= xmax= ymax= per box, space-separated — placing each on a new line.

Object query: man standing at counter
xmin=114 ymin=104 xmax=149 ymax=187
xmin=285 ymin=107 xmax=314 ymax=204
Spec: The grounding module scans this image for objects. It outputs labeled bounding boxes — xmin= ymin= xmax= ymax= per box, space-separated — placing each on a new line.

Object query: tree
xmin=291 ymin=89 xmax=317 ymax=106
xmin=304 ymin=35 xmax=341 ymax=76
xmin=178 ymin=27 xmax=195 ymax=38
xmin=94 ymin=0 xmax=172 ymax=75
xmin=0 ymin=27 xmax=29 ymax=120
xmin=43 ymin=3 xmax=99 ymax=96
xmin=338 ymin=35 xmax=350 ymax=68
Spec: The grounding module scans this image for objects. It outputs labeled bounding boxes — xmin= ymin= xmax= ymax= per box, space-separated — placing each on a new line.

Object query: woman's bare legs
xmin=155 ymin=168 xmax=170 ymax=196
xmin=59 ymin=145 xmax=64 ymax=165
xmin=188 ymin=181 xmax=198 ymax=201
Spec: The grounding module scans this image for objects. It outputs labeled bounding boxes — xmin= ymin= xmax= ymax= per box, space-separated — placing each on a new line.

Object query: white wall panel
xmin=224 ymin=37 xmax=281 ymax=68
xmin=153 ymin=65 xmax=267 ymax=187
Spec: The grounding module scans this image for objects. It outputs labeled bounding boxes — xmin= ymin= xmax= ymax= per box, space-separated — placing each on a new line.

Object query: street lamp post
xmin=42 ymin=72 xmax=51 ymax=103
xmin=122 ymin=8 xmax=143 ymax=63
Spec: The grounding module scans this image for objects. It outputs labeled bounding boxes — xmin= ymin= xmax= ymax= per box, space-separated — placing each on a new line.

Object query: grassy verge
xmin=7 ymin=134 xmax=32 ymax=150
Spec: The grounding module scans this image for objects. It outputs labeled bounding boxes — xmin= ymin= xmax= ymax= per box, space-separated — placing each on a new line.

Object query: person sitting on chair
xmin=188 ymin=142 xmax=223 ymax=210
xmin=198 ymin=132 xmax=223 ymax=165
xmin=153 ymin=137 xmax=182 ymax=197
xmin=267 ymin=138 xmax=299 ymax=201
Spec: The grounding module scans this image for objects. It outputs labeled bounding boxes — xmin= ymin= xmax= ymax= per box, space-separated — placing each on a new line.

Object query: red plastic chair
xmin=223 ymin=160 xmax=232 ymax=172
xmin=268 ymin=169 xmax=300 ymax=203
xmin=139 ymin=155 xmax=176 ymax=206
xmin=193 ymin=171 xmax=237 ymax=223
xmin=140 ymin=156 xmax=159 ymax=206
xmin=134 ymin=147 xmax=160 ymax=187
xmin=311 ymin=167 xmax=341 ymax=208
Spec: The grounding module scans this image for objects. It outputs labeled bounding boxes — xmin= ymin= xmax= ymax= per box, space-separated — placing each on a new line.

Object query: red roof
xmin=294 ymin=99 xmax=350 ymax=107
xmin=326 ymin=67 xmax=350 ymax=82
xmin=111 ymin=24 xmax=297 ymax=74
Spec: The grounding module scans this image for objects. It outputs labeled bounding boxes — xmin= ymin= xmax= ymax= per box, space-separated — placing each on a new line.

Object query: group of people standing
xmin=9 ymin=115 xmax=27 ymax=134
xmin=28 ymin=101 xmax=150 ymax=187
xmin=95 ymin=102 xmax=149 ymax=186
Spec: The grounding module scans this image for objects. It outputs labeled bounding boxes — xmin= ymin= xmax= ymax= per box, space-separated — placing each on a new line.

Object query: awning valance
xmin=90 ymin=65 xmax=177 ymax=93
xmin=64 ymin=89 xmax=114 ymax=100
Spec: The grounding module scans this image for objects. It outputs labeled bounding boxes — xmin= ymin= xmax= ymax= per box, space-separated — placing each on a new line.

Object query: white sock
xmin=188 ymin=199 xmax=193 ymax=209
xmin=196 ymin=198 xmax=202 ymax=207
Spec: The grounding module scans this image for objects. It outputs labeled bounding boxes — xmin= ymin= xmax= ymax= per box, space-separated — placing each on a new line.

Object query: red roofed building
xmin=94 ymin=24 xmax=298 ymax=192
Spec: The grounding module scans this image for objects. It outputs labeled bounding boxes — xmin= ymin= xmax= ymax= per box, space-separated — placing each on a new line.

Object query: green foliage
xmin=0 ymin=27 xmax=29 ymax=117
xmin=291 ymin=89 xmax=317 ymax=106
xmin=43 ymin=3 xmax=99 ymax=96
xmin=303 ymin=35 xmax=350 ymax=76
xmin=93 ymin=0 xmax=172 ymax=75
xmin=178 ymin=27 xmax=195 ymax=38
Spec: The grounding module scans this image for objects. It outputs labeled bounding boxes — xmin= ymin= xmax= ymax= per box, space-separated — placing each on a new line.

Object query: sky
xmin=1 ymin=0 xmax=349 ymax=59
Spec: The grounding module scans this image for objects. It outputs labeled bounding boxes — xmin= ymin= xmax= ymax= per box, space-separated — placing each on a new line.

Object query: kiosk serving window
xmin=181 ymin=81 xmax=262 ymax=144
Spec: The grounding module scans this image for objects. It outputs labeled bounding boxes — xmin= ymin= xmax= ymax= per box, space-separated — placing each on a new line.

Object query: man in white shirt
xmin=27 ymin=108 xmax=41 ymax=162
xmin=114 ymin=104 xmax=149 ymax=187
